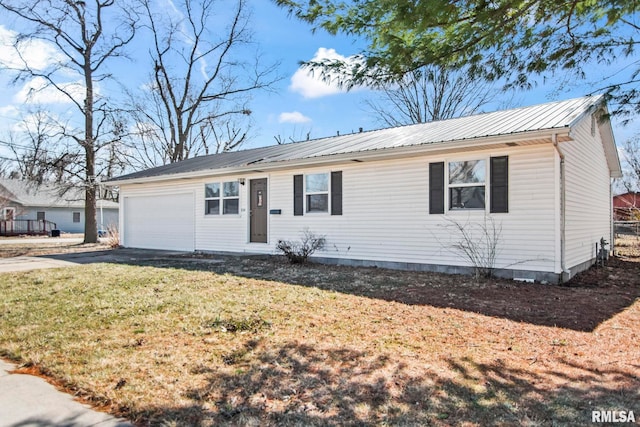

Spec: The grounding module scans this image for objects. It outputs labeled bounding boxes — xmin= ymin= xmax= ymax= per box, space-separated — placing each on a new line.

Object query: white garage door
xmin=124 ymin=193 xmax=195 ymax=251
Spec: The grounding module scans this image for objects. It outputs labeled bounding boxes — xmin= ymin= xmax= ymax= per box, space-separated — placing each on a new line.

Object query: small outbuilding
xmin=613 ymin=192 xmax=640 ymax=221
xmin=107 ymin=96 xmax=621 ymax=283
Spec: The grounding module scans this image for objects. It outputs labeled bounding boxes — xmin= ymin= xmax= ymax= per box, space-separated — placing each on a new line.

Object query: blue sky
xmin=0 ymin=0 xmax=638 ymax=156
xmin=246 ymin=0 xmax=640 ymax=149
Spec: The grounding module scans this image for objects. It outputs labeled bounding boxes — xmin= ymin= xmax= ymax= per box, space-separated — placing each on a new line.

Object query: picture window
xmin=205 ymin=181 xmax=240 ymax=215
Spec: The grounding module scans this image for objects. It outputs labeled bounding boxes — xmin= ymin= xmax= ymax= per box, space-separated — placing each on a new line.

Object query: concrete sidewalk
xmin=0 ymin=359 xmax=132 ymax=427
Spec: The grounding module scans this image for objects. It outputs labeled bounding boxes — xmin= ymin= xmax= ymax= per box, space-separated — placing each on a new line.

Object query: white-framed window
xmin=204 ymin=183 xmax=220 ymax=215
xmin=205 ymin=181 xmax=240 ymax=215
xmin=73 ymin=212 xmax=81 ymax=223
xmin=448 ymin=159 xmax=486 ymax=210
xmin=222 ymin=181 xmax=240 ymax=214
xmin=305 ymin=173 xmax=329 ymax=213
xmin=3 ymin=207 xmax=15 ymax=221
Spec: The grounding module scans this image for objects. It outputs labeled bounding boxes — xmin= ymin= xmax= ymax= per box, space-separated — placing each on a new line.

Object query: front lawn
xmin=0 ymin=240 xmax=638 ymax=426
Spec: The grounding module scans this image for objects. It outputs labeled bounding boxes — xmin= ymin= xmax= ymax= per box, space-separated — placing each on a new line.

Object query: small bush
xmin=105 ymin=224 xmax=120 ymax=248
xmin=276 ymin=228 xmax=326 ymax=264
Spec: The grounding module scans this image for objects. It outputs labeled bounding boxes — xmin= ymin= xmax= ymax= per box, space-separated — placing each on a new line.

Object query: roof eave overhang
xmin=106 ymin=128 xmax=571 ymax=186
xmin=598 ymin=114 xmax=623 ymax=179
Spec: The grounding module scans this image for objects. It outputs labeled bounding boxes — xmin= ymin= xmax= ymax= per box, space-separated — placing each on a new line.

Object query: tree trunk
xmin=84 ymin=177 xmax=98 ymax=243
xmin=83 ymin=60 xmax=98 ymax=244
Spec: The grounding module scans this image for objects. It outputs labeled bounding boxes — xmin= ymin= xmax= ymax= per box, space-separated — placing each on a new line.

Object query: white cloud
xmin=0 ymin=25 xmax=62 ymax=71
xmin=14 ymin=76 xmax=85 ymax=105
xmin=289 ymin=47 xmax=362 ymax=99
xmin=0 ymin=105 xmax=19 ymax=118
xmin=278 ymin=111 xmax=312 ymax=124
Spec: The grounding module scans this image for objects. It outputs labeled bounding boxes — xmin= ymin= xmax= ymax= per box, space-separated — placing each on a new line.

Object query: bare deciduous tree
xmin=1 ymin=108 xmax=126 ymax=204
xmin=622 ymin=135 xmax=640 ymax=193
xmin=126 ymin=0 xmax=279 ymax=169
xmin=1 ymin=109 xmax=82 ymax=183
xmin=274 ymin=131 xmax=312 ymax=145
xmin=0 ymin=0 xmax=138 ymax=243
xmin=366 ymin=65 xmax=499 ymax=127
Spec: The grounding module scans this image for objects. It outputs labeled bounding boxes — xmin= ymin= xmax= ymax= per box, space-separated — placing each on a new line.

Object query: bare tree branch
xmin=127 ymin=0 xmax=280 ymax=168
xmin=0 ymin=0 xmax=139 ymax=242
xmin=366 ymin=64 xmax=500 ymax=127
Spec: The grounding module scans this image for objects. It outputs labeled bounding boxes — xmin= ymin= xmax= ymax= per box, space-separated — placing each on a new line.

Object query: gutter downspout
xmin=553 ymin=134 xmax=569 ymax=282
xmin=610 ymin=180 xmax=615 ymax=257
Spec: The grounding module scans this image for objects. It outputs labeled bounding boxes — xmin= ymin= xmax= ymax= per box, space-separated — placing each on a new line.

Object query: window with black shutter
xmin=431 ymin=156 xmax=508 ymax=214
xmin=293 ymin=171 xmax=343 ymax=215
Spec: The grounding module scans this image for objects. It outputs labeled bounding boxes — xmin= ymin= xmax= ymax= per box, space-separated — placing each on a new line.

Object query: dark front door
xmin=250 ymin=178 xmax=268 ymax=243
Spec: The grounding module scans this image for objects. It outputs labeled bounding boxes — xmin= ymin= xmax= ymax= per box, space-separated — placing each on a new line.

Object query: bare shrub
xmin=444 ymin=216 xmax=502 ymax=279
xmin=105 ymin=225 xmax=120 ymax=248
xmin=276 ymin=228 xmax=326 ymax=264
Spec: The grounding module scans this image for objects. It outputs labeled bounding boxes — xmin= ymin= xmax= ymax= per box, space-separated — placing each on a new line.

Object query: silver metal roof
xmin=109 ymin=95 xmax=608 ymax=183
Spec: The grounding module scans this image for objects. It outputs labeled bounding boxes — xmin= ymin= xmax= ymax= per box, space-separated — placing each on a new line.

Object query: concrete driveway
xmin=0 ymin=247 xmax=190 ymax=273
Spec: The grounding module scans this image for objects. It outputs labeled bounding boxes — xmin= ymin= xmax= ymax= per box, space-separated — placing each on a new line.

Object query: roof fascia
xmin=597 ymin=111 xmax=623 ymax=178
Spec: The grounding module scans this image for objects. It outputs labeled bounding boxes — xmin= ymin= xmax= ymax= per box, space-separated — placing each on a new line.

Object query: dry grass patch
xmin=0 ymin=239 xmax=638 ymax=426
xmin=0 ymin=239 xmax=108 ymax=258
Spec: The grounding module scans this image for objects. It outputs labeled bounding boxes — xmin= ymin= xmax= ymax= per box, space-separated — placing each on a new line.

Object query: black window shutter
xmin=293 ymin=174 xmax=303 ymax=216
xmin=331 ymin=171 xmax=343 ymax=215
xmin=490 ymin=156 xmax=509 ymax=213
xmin=429 ymin=162 xmax=445 ymax=214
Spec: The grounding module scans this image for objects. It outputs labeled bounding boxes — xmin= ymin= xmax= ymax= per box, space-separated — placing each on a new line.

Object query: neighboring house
xmin=107 ymin=96 xmax=621 ymax=283
xmin=613 ymin=192 xmax=640 ymax=221
xmin=0 ymin=179 xmax=119 ymax=234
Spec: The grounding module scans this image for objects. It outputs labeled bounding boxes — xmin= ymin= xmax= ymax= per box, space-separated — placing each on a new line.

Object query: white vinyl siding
xmin=119 ymin=144 xmax=558 ymax=274
xmin=269 ymin=144 xmax=557 ymax=273
xmin=15 ymin=207 xmax=119 ymax=233
xmin=562 ymin=115 xmax=613 ymax=271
